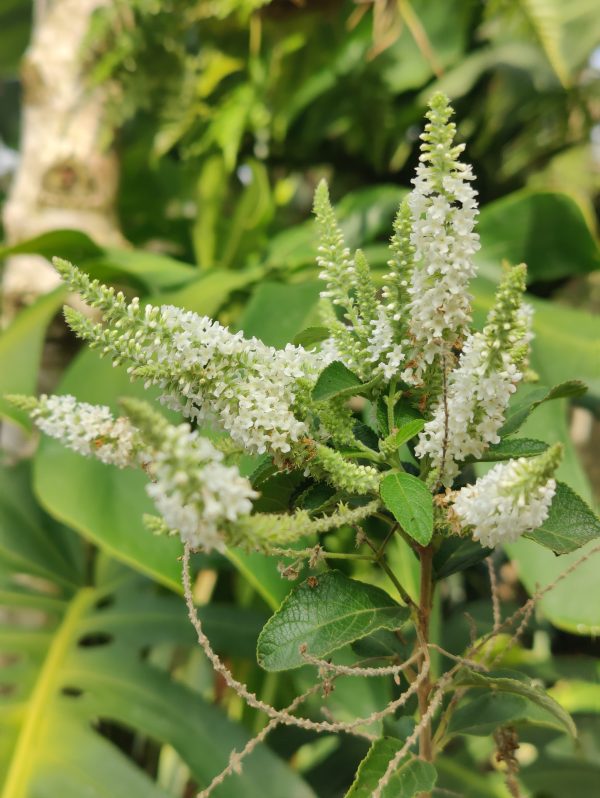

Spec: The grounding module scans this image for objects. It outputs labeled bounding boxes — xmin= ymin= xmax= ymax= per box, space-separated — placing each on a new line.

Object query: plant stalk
xmin=418 ymin=544 xmax=434 ymax=763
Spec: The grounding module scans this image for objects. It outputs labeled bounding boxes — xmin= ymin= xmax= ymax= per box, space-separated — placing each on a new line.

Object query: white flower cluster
xmin=25 ymin=392 xmax=258 ymax=552
xmin=452 ymin=454 xmax=558 ymax=548
xmin=415 ymin=334 xmax=521 ymax=484
xmin=32 ymin=394 xmax=136 ymax=468
xmin=404 ymin=95 xmax=480 ymax=383
xmin=416 ymin=264 xmax=532 ymax=485
xmin=56 ymin=259 xmax=317 ymax=457
xmin=152 ymin=305 xmax=313 ymax=455
xmin=145 ymin=422 xmax=257 ymax=552
xmin=367 ymin=308 xmax=406 ymax=380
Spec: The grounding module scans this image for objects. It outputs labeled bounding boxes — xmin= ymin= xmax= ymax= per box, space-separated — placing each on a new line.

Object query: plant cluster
xmin=8 ymin=93 xmax=600 ymax=796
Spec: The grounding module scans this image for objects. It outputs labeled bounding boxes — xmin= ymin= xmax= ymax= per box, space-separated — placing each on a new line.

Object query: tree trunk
xmin=2 ymin=0 xmax=124 ymax=319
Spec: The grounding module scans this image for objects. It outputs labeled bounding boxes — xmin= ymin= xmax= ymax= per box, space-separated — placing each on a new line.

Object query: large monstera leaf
xmin=0 ymin=463 xmax=314 ymax=798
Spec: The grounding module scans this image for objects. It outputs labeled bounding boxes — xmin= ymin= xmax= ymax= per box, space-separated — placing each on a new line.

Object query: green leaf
xmin=238 ymin=280 xmax=322 ymax=348
xmin=500 ymin=380 xmax=588 ymax=436
xmin=93 ymin=247 xmax=197 ymax=292
xmin=0 ymin=229 xmax=103 ymax=263
xmin=154 ymin=267 xmax=264 ymax=325
xmin=448 ymin=691 xmax=573 ymax=737
xmin=0 ymin=230 xmax=198 ymax=294
xmin=376 ymin=398 xmax=422 ymax=437
xmin=451 ymin=669 xmax=576 ymax=737
xmin=433 ymin=538 xmax=492 ymax=580
xmin=381 ymin=419 xmax=425 ymax=451
xmin=477 ymin=191 xmax=599 ymax=281
xmin=435 ymin=753 xmax=513 ymax=797
xmin=345 ymin=740 xmax=437 ymax=798
xmin=473 ymin=437 xmax=548 ymax=462
xmin=0 ymin=463 xmax=315 ymax=798
xmin=256 ymin=571 xmax=408 ymax=671
xmin=524 ymin=482 xmax=600 ymax=555
xmin=293 ymin=326 xmax=331 ymax=348
xmin=312 ymin=361 xmax=365 ymax=402
xmin=547 ymin=679 xmax=600 ymax=714
xmin=0 ymin=287 xmax=67 ymax=429
xmin=380 ymin=473 xmax=433 ymax=546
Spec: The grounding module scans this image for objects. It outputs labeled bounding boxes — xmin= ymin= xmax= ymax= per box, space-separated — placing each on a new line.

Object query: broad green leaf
xmin=88 ymin=246 xmax=197 ymax=292
xmin=0 ymin=469 xmax=315 ymax=798
xmin=0 ymin=229 xmax=103 ymax=263
xmin=448 ymin=691 xmax=572 ymax=737
xmin=238 ymin=280 xmax=322 ymax=348
xmin=154 ymin=266 xmax=264 ymax=317
xmin=312 ymin=361 xmax=365 ymax=402
xmin=380 ymin=473 xmax=433 ymax=546
xmin=345 ymin=740 xmax=436 ymax=798
xmin=293 ymin=326 xmax=331 ymax=348
xmin=33 ymin=348 xmax=184 ymax=591
xmin=0 ymin=287 xmax=66 ymax=429
xmin=547 ymin=680 xmax=600 ymax=714
xmin=256 ymin=571 xmax=408 ymax=671
xmin=500 ymin=380 xmax=588 ymax=437
xmin=520 ymin=761 xmax=600 ymax=798
xmin=451 ymin=669 xmax=576 ymax=737
xmin=435 ymin=752 xmax=520 ymax=797
xmin=0 ymin=230 xmax=197 ymax=293
xmin=472 ymin=437 xmax=548 ymax=462
xmin=477 ymin=191 xmax=600 ymax=281
xmin=524 ymin=482 xmax=600 ymax=554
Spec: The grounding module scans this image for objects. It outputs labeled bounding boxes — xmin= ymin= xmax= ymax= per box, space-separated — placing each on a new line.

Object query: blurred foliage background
xmin=0 ymin=1 xmax=599 ymax=797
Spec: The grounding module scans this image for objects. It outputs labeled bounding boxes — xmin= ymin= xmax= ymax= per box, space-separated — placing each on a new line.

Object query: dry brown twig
xmin=486 ymin=555 xmax=502 ymax=632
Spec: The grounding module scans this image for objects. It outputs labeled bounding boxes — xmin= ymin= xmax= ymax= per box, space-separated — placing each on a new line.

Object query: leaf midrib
xmin=1 ymin=587 xmax=97 ymax=798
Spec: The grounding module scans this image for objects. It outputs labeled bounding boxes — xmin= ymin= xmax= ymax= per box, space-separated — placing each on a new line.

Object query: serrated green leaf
xmin=523 ymin=482 xmax=600 ymax=554
xmin=345 ymin=740 xmax=436 ymax=798
xmin=500 ymin=380 xmax=588 ymax=436
xmin=380 ymin=473 xmax=433 ymax=546
xmin=256 ymin=571 xmax=408 ymax=671
xmin=473 ymin=437 xmax=548 ymax=462
xmin=448 ymin=691 xmax=572 ymax=737
xmin=293 ymin=326 xmax=331 ymax=348
xmin=312 ymin=361 xmax=365 ymax=402
xmin=451 ymin=669 xmax=576 ymax=737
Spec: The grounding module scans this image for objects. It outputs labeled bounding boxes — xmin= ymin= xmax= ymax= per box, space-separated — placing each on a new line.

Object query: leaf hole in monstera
xmin=61 ymin=686 xmax=84 ymax=698
xmin=95 ymin=594 xmax=116 ymax=610
xmin=77 ymin=632 xmax=114 ymax=647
